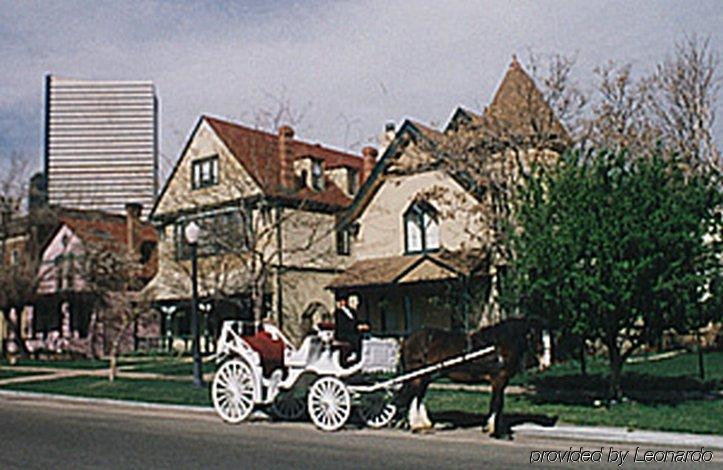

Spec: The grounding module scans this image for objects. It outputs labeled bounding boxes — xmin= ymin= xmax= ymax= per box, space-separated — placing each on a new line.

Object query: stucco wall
xmin=154 ymin=120 xmax=262 ymax=217
xmin=278 ymin=268 xmax=337 ymax=345
xmin=352 ymin=170 xmax=485 ymax=260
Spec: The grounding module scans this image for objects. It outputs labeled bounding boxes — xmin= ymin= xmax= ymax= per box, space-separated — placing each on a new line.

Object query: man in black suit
xmin=334 ymin=295 xmax=365 ymax=364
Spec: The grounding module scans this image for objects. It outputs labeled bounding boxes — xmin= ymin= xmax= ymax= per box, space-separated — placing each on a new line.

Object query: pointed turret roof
xmin=478 ymin=57 xmax=569 ymax=144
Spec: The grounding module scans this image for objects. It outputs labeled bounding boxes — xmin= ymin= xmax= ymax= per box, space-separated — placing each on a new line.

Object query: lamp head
xmin=184 ymin=220 xmax=200 ymax=245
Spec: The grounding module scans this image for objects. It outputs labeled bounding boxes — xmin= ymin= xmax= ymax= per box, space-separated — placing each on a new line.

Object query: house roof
xmin=57 ymin=211 xmax=158 ymax=280
xmin=0 ymin=215 xmax=29 ymax=239
xmin=327 ymin=249 xmax=487 ymax=290
xmin=464 ymin=58 xmax=570 ymax=144
xmin=151 ymin=116 xmax=365 ymax=219
xmin=205 ymin=116 xmax=365 ymax=208
xmin=341 ymin=59 xmax=568 ymax=226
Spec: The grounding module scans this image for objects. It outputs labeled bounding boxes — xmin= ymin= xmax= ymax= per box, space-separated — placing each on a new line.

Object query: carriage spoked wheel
xmin=212 ymin=359 xmax=256 ymax=424
xmin=270 ymin=391 xmax=306 ymax=421
xmin=307 ymin=376 xmax=352 ymax=432
xmin=357 ymin=392 xmax=397 ymax=429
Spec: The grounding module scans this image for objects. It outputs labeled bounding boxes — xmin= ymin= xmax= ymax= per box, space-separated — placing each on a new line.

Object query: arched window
xmin=404 ymin=201 xmax=440 ymax=254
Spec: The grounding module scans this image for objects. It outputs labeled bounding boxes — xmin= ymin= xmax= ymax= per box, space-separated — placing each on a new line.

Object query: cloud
xmin=1 ymin=0 xmax=721 ymax=178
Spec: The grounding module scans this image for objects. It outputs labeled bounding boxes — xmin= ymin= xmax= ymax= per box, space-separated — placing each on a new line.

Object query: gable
xmin=353 ymin=170 xmax=485 ymax=260
xmin=396 ymin=258 xmax=459 ymax=284
xmin=152 ymin=119 xmax=262 ymax=219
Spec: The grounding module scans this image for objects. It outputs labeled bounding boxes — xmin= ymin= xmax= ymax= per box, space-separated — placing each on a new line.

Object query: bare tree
xmin=0 ymin=154 xmax=37 ymax=358
xmin=585 ymin=61 xmax=658 ymax=154
xmin=647 ymin=35 xmax=721 ymax=170
xmin=79 ymin=238 xmax=152 ymax=381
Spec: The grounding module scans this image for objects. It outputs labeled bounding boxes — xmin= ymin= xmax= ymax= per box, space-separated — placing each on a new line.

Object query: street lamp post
xmin=185 ymin=221 xmax=203 ymax=388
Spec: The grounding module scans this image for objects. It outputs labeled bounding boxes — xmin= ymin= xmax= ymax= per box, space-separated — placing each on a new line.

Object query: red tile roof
xmin=58 ymin=212 xmax=158 ymax=280
xmin=204 ymin=116 xmax=364 ymax=208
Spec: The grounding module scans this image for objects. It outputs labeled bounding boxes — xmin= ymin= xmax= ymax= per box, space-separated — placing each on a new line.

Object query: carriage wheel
xmin=271 ymin=392 xmax=306 ymax=421
xmin=357 ymin=394 xmax=397 ymax=429
xmin=307 ymin=376 xmax=351 ymax=432
xmin=212 ymin=359 xmax=256 ymax=424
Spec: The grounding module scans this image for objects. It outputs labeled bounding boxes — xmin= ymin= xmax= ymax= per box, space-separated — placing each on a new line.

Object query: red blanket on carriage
xmin=244 ymin=330 xmax=285 ymax=377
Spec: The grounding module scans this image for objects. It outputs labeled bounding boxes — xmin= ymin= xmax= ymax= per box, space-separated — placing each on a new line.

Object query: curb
xmin=3 ymin=389 xmax=722 ymax=450
xmin=513 ymin=423 xmax=723 ymax=451
xmin=0 ymin=389 xmax=214 ymax=415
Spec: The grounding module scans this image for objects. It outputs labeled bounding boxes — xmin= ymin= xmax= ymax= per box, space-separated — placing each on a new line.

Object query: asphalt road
xmin=0 ymin=396 xmax=721 ymax=470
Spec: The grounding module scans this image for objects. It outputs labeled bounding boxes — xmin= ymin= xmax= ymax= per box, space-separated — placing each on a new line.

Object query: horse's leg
xmin=406 ymin=378 xmax=433 ymax=432
xmin=483 ymin=377 xmax=506 ymax=437
xmin=416 ymin=378 xmax=433 ymax=430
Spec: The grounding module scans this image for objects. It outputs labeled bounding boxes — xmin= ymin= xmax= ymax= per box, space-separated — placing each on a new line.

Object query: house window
xmin=311 ymin=159 xmax=324 ymax=191
xmin=336 ymin=228 xmax=350 ymax=256
xmin=404 ymin=201 xmax=440 ymax=254
xmin=191 ymin=156 xmax=219 ymax=189
xmin=10 ymin=249 xmax=20 ymax=266
xmin=347 ymin=168 xmax=359 ymax=195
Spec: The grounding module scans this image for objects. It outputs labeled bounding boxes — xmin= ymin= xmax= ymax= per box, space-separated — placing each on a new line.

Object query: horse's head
xmin=468 ymin=317 xmax=549 ymax=372
xmin=519 ymin=317 xmax=551 ymax=371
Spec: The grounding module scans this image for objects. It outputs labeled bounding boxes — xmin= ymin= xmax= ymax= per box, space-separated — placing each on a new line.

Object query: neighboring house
xmin=145 ymin=116 xmax=369 ymax=344
xmin=328 ymin=60 xmax=567 ymax=336
xmin=33 ymin=204 xmax=158 ymax=354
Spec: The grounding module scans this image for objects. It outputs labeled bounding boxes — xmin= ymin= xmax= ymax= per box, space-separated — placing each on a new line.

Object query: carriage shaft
xmin=349 ymin=345 xmax=496 ymax=394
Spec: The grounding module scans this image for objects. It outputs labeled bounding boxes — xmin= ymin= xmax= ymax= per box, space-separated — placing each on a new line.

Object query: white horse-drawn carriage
xmin=211 ymin=320 xmax=400 ymax=431
xmin=212 ymin=320 xmax=498 ymax=431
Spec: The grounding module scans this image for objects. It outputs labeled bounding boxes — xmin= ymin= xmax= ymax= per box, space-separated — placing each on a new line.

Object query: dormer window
xmin=192 ymin=156 xmax=219 ymax=190
xmin=404 ymin=201 xmax=440 ymax=254
xmin=311 ymin=159 xmax=324 ymax=191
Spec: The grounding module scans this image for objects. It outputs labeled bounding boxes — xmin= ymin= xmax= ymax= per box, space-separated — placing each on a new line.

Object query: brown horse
xmin=397 ymin=318 xmax=543 ymax=437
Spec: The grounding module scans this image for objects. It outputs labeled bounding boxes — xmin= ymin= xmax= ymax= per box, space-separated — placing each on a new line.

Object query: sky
xmin=1 ymin=0 xmax=721 ymax=181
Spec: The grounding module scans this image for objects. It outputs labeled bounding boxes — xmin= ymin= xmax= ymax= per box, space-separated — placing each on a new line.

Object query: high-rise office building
xmin=44 ymin=75 xmax=158 ymax=218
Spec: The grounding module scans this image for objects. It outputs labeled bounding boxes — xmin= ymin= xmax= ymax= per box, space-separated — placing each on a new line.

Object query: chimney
xmin=362 ymin=146 xmax=378 ymax=184
xmin=278 ymin=125 xmax=295 ymax=189
xmin=378 ymin=122 xmax=396 ymax=154
xmin=125 ymin=202 xmax=142 ymax=259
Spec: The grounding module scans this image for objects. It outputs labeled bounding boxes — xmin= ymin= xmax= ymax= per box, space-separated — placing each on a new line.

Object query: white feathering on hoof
xmin=418 ymin=402 xmax=432 ymax=429
xmin=409 ymin=397 xmax=433 ymax=432
xmin=483 ymin=412 xmax=496 ymax=435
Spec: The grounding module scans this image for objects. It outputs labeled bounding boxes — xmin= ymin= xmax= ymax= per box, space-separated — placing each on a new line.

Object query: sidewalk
xmin=513 ymin=422 xmax=723 ymax=450
xmin=0 ymin=364 xmax=215 ymax=387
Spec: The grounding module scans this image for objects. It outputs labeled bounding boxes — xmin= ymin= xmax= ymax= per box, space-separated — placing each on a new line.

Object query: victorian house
xmin=34 ymin=204 xmax=158 ymax=354
xmin=145 ymin=116 xmax=369 ymax=345
xmin=1 ymin=203 xmax=158 ymax=355
xmin=328 ymin=59 xmax=568 ymax=336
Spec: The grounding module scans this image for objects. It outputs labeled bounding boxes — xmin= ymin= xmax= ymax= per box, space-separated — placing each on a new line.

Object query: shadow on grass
xmin=529 ymin=372 xmax=721 ymax=405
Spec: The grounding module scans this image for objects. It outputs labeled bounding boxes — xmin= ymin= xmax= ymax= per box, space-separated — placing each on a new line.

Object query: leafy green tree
xmin=504 ymin=149 xmax=721 ymax=399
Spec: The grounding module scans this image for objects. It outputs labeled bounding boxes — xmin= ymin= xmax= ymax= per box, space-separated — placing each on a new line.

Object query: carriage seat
xmin=243 ymin=329 xmax=285 ymax=378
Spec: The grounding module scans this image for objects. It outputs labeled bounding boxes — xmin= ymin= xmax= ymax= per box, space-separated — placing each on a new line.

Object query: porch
xmin=327 ymin=251 xmax=489 ymax=338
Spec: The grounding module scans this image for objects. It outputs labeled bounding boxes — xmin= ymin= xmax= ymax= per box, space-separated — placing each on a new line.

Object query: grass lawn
xmin=1 ymin=376 xmax=211 ymax=407
xmin=128 ymin=359 xmax=216 ymax=376
xmin=425 ymin=389 xmax=723 ymax=435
